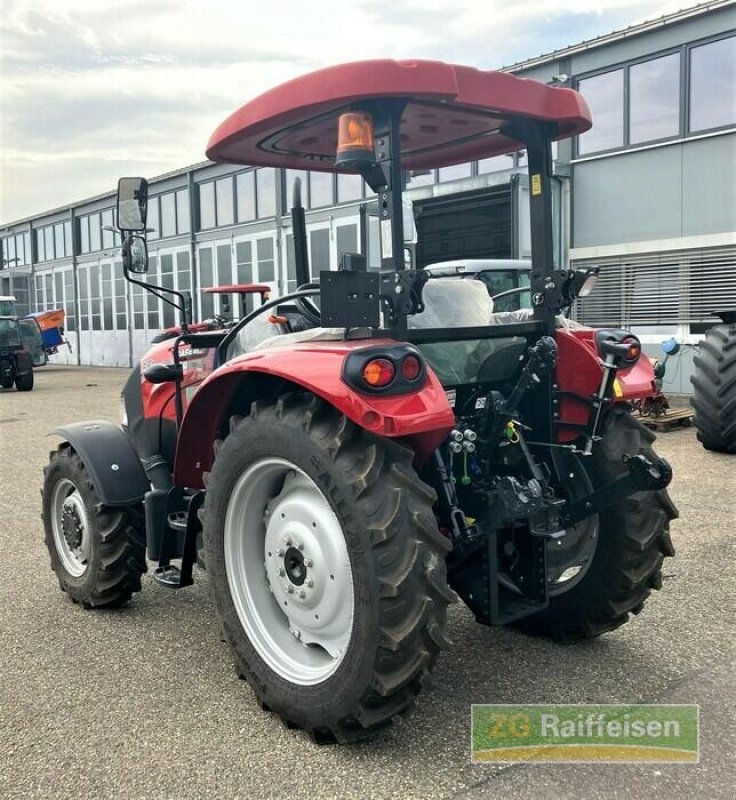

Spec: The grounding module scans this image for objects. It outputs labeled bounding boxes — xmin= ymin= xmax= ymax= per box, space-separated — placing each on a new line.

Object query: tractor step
xmin=637 ymin=407 xmax=694 ymax=432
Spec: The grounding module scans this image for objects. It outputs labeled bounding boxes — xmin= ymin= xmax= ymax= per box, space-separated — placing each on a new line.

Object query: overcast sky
xmin=0 ymin=0 xmax=704 ymax=224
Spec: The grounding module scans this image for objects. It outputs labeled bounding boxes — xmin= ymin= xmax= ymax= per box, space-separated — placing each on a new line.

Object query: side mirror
xmin=122 ymin=234 xmax=148 ymax=274
xmin=117 ymin=177 xmax=148 ymax=231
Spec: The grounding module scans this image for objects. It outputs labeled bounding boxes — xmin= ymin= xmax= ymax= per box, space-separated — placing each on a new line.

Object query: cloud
xmin=0 ymin=0 xmax=707 ymax=223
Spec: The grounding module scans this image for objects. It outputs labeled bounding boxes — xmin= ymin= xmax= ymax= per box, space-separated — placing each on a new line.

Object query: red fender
xmin=173 ymin=339 xmax=455 ymax=488
xmin=555 ymin=328 xmax=657 ymax=442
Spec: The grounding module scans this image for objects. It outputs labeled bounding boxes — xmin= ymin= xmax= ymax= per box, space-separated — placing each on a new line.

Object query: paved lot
xmin=0 ymin=365 xmax=734 ymax=800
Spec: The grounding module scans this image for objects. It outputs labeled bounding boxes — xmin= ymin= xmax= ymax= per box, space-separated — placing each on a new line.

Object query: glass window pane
xmin=24 ymin=232 xmax=32 ymax=262
xmin=406 ymin=170 xmax=435 ymax=188
xmin=176 ymin=189 xmax=190 ymax=234
xmin=285 ymin=169 xmax=308 ymax=211
xmin=336 ymin=225 xmax=358 ymax=264
xmin=36 ymin=231 xmax=45 ymax=262
xmin=79 ymin=218 xmax=90 ymax=254
xmin=199 ymin=248 xmax=214 ymax=318
xmin=337 ymin=173 xmax=363 ymax=203
xmin=176 ymin=251 xmax=191 ymax=291
xmin=309 ymin=172 xmax=334 ymax=208
xmin=55 ymin=272 xmax=63 ymax=308
xmin=256 ymin=169 xmax=276 ymax=218
xmin=236 ymin=241 xmax=253 ymax=283
xmin=54 ymin=224 xmax=65 ymax=259
xmin=62 ymin=223 xmax=70 ymax=257
xmin=216 ymin=178 xmax=234 ymax=227
xmin=236 ymin=172 xmax=256 ymax=222
xmin=478 ymin=155 xmax=513 ymax=174
xmin=217 ymin=244 xmax=232 ymax=285
xmin=690 ymin=36 xmax=736 ymax=132
xmin=577 ymin=69 xmax=624 ymax=154
xmin=89 ymin=213 xmax=101 ymax=252
xmin=310 ymin=229 xmax=330 ymax=273
xmin=147 ymin=197 xmax=160 ymax=240
xmin=44 ymin=227 xmax=54 ymax=261
xmin=630 ymin=53 xmax=680 ymax=143
xmin=438 ymin=162 xmax=472 ymax=182
xmin=199 ymin=183 xmax=216 ymax=230
xmin=256 ymin=238 xmax=275 ymax=282
xmin=15 ymin=234 xmax=24 ymax=266
xmin=101 ymin=210 xmax=114 ymax=249
xmin=160 ymin=193 xmax=176 ymax=237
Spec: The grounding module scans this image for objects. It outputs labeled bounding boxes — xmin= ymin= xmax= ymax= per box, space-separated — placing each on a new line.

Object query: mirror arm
xmin=122 ymin=267 xmax=192 ymax=332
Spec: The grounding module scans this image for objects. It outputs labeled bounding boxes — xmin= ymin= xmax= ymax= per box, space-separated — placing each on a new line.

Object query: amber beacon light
xmin=335 ymin=112 xmax=375 ymax=170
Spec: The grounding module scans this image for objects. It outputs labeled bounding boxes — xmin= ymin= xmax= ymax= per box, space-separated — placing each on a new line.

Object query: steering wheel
xmin=294 ymin=282 xmax=322 ymax=326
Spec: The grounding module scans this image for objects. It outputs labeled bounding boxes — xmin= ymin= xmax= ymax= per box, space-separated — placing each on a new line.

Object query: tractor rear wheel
xmin=691 ymin=322 xmax=736 ymax=453
xmin=202 ymin=393 xmax=454 ymax=743
xmin=42 ymin=443 xmax=147 ymax=607
xmin=515 ymin=408 xmax=677 ymax=640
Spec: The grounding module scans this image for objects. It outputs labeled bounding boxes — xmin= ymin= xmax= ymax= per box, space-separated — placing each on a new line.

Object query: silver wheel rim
xmin=50 ymin=478 xmax=91 ymax=578
xmin=547 ymin=459 xmax=598 ymax=597
xmin=224 ymin=457 xmax=354 ymax=686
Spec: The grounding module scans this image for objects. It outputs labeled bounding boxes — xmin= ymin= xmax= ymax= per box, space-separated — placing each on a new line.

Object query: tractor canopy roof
xmin=206 ymin=59 xmax=592 ymax=172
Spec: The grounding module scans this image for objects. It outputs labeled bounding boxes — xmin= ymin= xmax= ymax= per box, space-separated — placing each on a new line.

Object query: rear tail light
xmin=362 ymin=358 xmax=395 ymax=388
xmin=401 ymin=354 xmax=422 ymax=381
xmin=623 ymin=337 xmax=641 ymax=361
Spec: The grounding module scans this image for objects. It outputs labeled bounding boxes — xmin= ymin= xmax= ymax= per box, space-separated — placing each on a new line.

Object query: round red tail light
xmin=362 ymin=358 xmax=395 ymax=387
xmin=401 ymin=354 xmax=422 ymax=381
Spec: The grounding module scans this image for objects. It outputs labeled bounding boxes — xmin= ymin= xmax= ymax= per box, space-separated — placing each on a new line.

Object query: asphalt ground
xmin=0 ymin=365 xmax=734 ymax=800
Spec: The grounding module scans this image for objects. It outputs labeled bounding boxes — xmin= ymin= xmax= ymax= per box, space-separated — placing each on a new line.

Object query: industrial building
xmin=1 ymin=1 xmax=734 ymax=391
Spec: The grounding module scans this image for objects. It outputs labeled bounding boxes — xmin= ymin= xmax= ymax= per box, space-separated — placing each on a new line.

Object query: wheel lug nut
xmin=285 ymin=536 xmax=292 ymax=546
xmin=278 ymin=568 xmax=285 ymax=577
xmin=286 ymin=585 xmax=294 ymax=594
xmin=298 ymin=590 xmax=306 ymax=599
xmin=304 ymin=558 xmax=313 ymax=568
xmin=297 ymin=542 xmax=304 ymax=551
xmin=306 ymin=578 xmax=314 ymax=587
xmin=277 ymin=548 xmax=285 ymax=557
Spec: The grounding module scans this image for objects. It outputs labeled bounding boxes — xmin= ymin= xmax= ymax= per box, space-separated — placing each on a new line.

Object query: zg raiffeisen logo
xmin=471 ymin=704 xmax=699 ymax=763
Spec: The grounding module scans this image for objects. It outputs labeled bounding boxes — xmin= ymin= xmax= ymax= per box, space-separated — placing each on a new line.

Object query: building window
xmin=438 ymin=163 xmax=472 ymax=182
xmin=336 ymin=224 xmax=358 ymax=264
xmin=147 ymin=197 xmax=160 ymax=240
xmin=477 ymin=155 xmax=513 ymax=174
xmin=101 ymin=209 xmax=114 ymax=250
xmin=199 ymin=183 xmax=216 ymax=230
xmin=406 ymin=170 xmax=435 ymax=188
xmin=690 ymin=36 xmax=736 ymax=133
xmin=309 ymin=172 xmax=334 ymax=208
xmin=35 ymin=230 xmax=46 ymax=262
xmin=256 ymin=237 xmax=275 ymax=282
xmin=629 ymin=53 xmax=680 ymax=144
xmin=54 ymin=224 xmax=65 ymax=259
xmin=216 ymin=178 xmax=234 ymax=227
xmin=236 ymin=172 xmax=256 ymax=222
xmin=337 ymin=173 xmax=363 ymax=203
xmin=199 ymin=247 xmax=214 ymax=318
xmin=62 ymin=223 xmax=70 ymax=257
xmin=309 ymin=228 xmax=330 ymax=275
xmin=577 ymin=69 xmax=624 ymax=154
xmin=176 ymin=189 xmax=190 ymax=234
xmin=160 ymin=193 xmax=177 ymax=237
xmin=256 ymin=169 xmax=277 ymax=218
xmin=44 ymin=227 xmax=55 ymax=261
xmin=284 ymin=170 xmax=309 ymax=212
xmin=89 ymin=213 xmax=101 ymax=252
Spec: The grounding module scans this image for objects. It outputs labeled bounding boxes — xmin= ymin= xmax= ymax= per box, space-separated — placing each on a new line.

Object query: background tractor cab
xmin=43 ymin=60 xmax=676 ymax=745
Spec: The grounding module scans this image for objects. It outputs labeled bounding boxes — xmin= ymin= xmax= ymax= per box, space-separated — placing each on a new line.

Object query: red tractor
xmin=42 ymin=60 xmax=677 ymax=743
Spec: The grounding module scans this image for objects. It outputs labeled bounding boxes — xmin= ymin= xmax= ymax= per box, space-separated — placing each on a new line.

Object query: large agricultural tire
xmin=15 ymin=364 xmax=33 ymax=391
xmin=515 ymin=407 xmax=677 ymax=641
xmin=42 ymin=443 xmax=147 ymax=607
xmin=202 ymin=393 xmax=455 ymax=743
xmin=691 ymin=322 xmax=736 ymax=454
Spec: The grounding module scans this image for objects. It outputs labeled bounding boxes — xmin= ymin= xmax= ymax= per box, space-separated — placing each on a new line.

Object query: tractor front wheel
xmin=516 ymin=408 xmax=677 ymax=640
xmin=202 ymin=393 xmax=454 ymax=742
xmin=15 ymin=364 xmax=33 ymax=391
xmin=42 ymin=444 xmax=147 ymax=607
